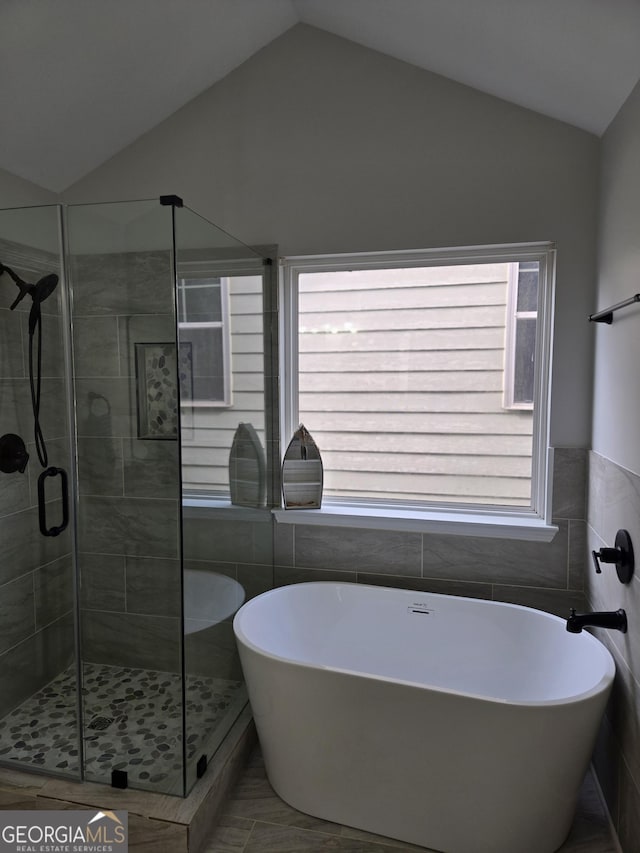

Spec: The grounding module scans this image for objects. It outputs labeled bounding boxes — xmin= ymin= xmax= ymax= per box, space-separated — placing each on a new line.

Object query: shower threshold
xmin=0 ymin=661 xmax=246 ymax=795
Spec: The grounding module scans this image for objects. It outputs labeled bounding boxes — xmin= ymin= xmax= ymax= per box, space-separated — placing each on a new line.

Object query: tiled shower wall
xmin=0 ymin=240 xmax=74 ymax=719
xmin=587 ymin=451 xmax=640 ymax=852
xmin=72 ymin=250 xmax=274 ymax=682
xmin=274 ymin=447 xmax=588 ymax=617
xmin=70 ymin=250 xmax=183 ymax=675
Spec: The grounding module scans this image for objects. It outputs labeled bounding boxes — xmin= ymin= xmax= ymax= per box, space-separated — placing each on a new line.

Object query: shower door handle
xmin=37 ymin=466 xmax=69 ymax=537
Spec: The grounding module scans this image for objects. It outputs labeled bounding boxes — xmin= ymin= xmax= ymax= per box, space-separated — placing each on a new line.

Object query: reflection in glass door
xmin=174 ymin=206 xmax=275 ymax=793
xmin=65 ymin=200 xmax=186 ymax=794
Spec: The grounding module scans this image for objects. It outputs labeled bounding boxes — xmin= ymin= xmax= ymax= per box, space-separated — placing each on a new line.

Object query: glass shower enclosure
xmin=0 ymin=198 xmax=275 ymax=796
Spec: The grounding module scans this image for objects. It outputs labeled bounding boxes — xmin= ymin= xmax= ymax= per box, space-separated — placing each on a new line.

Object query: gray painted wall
xmin=0 ymin=166 xmax=58 ymax=209
xmin=62 ymin=23 xmax=599 ymax=451
xmin=589 ymin=76 xmax=640 ymax=852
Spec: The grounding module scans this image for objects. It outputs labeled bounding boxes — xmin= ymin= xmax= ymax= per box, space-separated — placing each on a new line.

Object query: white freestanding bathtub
xmin=233 ymin=582 xmax=615 ymax=853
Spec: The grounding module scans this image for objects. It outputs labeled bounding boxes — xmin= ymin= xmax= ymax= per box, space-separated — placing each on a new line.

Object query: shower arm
xmin=0 ymin=262 xmax=35 ymax=310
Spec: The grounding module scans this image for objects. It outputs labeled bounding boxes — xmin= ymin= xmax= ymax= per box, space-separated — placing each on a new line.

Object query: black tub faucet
xmin=566 ymin=608 xmax=627 ymax=634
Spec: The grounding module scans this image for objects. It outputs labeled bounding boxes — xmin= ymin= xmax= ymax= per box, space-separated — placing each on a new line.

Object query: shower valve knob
xmin=0 ymin=433 xmax=29 ymax=474
xmin=591 ymin=530 xmax=634 ymax=584
xmin=591 ymin=548 xmax=618 ymax=573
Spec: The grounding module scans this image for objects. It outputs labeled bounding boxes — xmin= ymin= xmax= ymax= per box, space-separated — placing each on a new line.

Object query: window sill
xmin=182 ymin=497 xmax=270 ymax=523
xmin=272 ymin=505 xmax=558 ymax=542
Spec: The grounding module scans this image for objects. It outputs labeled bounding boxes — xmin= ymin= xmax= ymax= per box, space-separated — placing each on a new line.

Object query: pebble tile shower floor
xmin=0 ymin=662 xmax=246 ymax=794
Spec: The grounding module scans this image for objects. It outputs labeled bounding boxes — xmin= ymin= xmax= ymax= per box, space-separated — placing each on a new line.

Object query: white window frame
xmin=277 ymin=242 xmax=557 ymax=541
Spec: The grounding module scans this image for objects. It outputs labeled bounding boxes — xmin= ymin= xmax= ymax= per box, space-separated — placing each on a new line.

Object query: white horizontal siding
xmin=232 ymin=353 xmax=265 ymax=373
xmin=303 ymin=411 xmax=532 ymax=434
xmin=297 ymin=263 xmax=534 ymax=506
xmin=321 ymin=450 xmax=532 ymax=478
xmin=180 ymin=427 xmax=237 ymax=447
xmin=301 ymin=304 xmax=506 ymax=332
xmin=299 ymin=391 xmax=510 ymax=414
xmin=231 ymin=277 xmax=263 ymax=296
xmin=184 ymin=466 xmax=230 ymax=487
xmin=182 ymin=446 xmax=236 ymax=468
xmin=317 ymin=431 xmax=532 ymax=456
xmin=304 ymin=370 xmax=504 ymax=392
xmin=299 ymin=326 xmax=505 ymax=352
xmin=181 ymin=275 xmax=266 ymax=493
xmin=299 ymin=264 xmax=509 ymax=291
xmin=230 ymin=314 xmax=264 ymax=334
xmin=232 ymin=373 xmax=266 ymax=392
xmin=300 ymin=349 xmax=504 ymax=371
xmin=327 ymin=470 xmax=530 ymax=501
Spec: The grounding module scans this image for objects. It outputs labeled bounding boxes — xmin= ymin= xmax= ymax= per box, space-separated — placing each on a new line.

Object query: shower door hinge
xmin=196 ymin=754 xmax=208 ymax=779
xmin=159 ymin=195 xmax=184 ymax=207
xmin=111 ymin=769 xmax=128 ymax=789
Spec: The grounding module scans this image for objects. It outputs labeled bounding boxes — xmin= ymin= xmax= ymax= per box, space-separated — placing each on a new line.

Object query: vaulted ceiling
xmin=2 ymin=0 xmax=640 ymax=193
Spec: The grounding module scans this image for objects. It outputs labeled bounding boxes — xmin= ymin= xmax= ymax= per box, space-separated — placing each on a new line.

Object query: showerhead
xmin=33 ymin=273 xmax=59 ymax=304
xmin=28 ymin=275 xmax=59 ymax=335
xmin=1 ymin=262 xmax=59 ymax=311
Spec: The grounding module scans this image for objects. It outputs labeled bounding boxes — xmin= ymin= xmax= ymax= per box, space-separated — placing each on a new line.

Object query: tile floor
xmin=203 ymin=747 xmax=619 ymax=853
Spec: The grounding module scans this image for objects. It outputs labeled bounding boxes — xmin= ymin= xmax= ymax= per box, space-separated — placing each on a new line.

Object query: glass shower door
xmin=66 ymin=199 xmax=186 ymax=795
xmin=1 ymin=198 xmax=275 ymax=796
xmin=0 ymin=204 xmax=81 ymax=780
xmin=174 ymin=205 xmax=275 ymax=794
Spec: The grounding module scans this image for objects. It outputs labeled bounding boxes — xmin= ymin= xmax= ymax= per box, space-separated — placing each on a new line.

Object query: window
xmin=177 ymin=273 xmax=231 ymax=407
xmin=280 ymin=243 xmax=556 ymax=532
xmin=178 ymin=264 xmax=267 ymax=498
xmin=504 ymin=262 xmax=538 ymax=409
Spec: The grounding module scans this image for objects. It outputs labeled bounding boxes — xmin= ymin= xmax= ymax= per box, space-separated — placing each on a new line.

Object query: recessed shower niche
xmin=0 ymin=198 xmax=276 ymax=796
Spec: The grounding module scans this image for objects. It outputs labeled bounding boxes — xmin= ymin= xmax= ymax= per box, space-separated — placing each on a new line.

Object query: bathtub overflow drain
xmin=407 ymin=603 xmax=433 ymax=615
